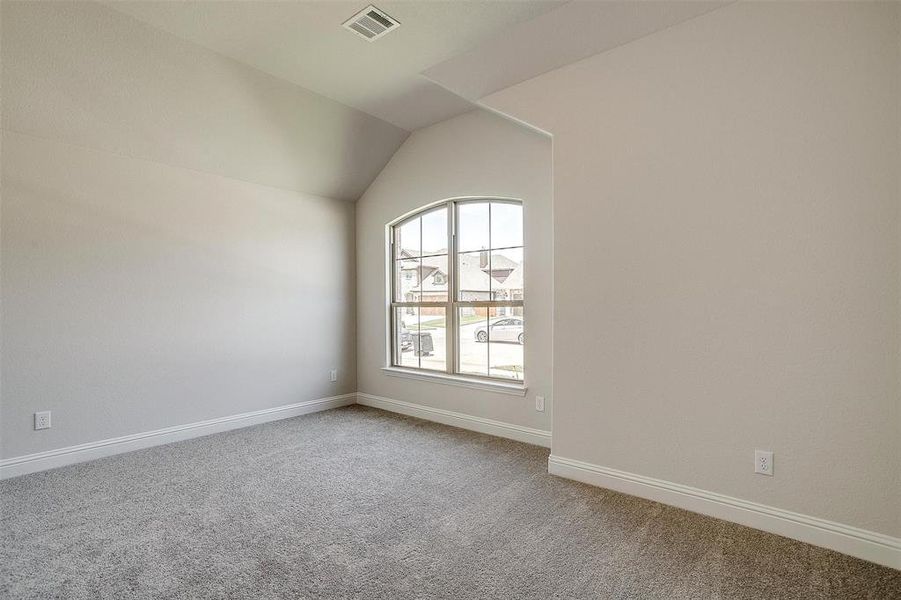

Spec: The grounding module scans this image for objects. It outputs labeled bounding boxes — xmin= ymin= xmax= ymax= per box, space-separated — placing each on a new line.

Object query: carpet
xmin=1 ymin=405 xmax=898 ymax=599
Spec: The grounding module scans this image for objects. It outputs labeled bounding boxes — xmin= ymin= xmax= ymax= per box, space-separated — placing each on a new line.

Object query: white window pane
xmin=421 ymin=207 xmax=448 ymax=256
xmin=458 ymin=308 xmax=488 ymax=377
xmin=457 ymin=202 xmax=489 ymax=252
xmin=394 ymin=307 xmax=419 ymax=368
xmin=395 ymin=259 xmax=420 ymax=302
xmin=420 ymin=254 xmax=448 ymax=302
xmin=391 ymin=200 xmax=524 ymax=381
xmin=457 ymin=251 xmax=492 ymax=301
xmin=418 ymin=307 xmax=446 ymax=372
xmin=491 ymin=202 xmax=523 ymax=249
xmin=489 ymin=247 xmax=523 ymax=300
xmin=395 ymin=217 xmax=420 ymax=258
xmin=488 ymin=310 xmax=524 ymax=381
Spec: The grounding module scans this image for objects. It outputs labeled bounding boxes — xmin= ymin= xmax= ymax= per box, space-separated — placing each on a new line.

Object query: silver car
xmin=474 ymin=317 xmax=524 ymax=344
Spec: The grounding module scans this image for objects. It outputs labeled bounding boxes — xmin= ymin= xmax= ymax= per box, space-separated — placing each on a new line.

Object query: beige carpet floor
xmin=1 ymin=405 xmax=898 ymax=599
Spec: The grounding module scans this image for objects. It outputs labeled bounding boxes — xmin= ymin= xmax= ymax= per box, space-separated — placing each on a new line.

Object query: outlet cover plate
xmin=755 ymin=450 xmax=773 ymax=476
xmin=34 ymin=411 xmax=52 ymax=430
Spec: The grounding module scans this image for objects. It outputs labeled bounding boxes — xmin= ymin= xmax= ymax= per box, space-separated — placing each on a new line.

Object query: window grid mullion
xmin=447 ymin=202 xmax=455 ymax=375
xmin=390 ymin=199 xmax=523 ymax=382
xmin=487 ymin=203 xmax=491 ymax=376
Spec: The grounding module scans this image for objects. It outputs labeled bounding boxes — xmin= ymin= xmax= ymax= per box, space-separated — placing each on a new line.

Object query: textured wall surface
xmin=1 ymin=1 xmax=361 ymax=458
xmin=1 ymin=130 xmax=358 ymax=459
xmin=356 ymin=110 xmax=553 ymax=432
xmin=1 ymin=1 xmax=407 ymax=202
xmin=484 ymin=2 xmax=901 ymax=537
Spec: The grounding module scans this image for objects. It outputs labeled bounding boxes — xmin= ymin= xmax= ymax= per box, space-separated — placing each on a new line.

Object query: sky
xmin=398 ymin=202 xmax=522 ymax=256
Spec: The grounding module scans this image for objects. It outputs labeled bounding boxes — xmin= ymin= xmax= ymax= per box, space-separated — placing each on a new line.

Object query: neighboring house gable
xmin=401 ymin=250 xmax=523 ymax=302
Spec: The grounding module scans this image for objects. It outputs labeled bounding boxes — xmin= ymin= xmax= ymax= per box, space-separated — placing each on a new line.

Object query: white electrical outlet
xmin=535 ymin=396 xmax=545 ymax=412
xmin=755 ymin=450 xmax=773 ymax=476
xmin=34 ymin=411 xmax=52 ymax=430
xmin=329 ymin=369 xmax=337 ymax=382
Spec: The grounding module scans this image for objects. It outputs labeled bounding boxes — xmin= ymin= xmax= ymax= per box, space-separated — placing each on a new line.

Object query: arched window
xmin=390 ymin=199 xmax=524 ymax=382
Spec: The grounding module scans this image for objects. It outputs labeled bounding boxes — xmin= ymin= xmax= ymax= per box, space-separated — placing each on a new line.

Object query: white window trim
xmin=381 ymin=367 xmax=527 ymax=396
xmin=386 ymin=197 xmax=525 ymax=387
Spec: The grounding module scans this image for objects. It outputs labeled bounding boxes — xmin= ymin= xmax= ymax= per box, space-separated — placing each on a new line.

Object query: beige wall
xmin=356 ymin=109 xmax=553 ymax=432
xmin=1 ymin=1 xmax=407 ymax=202
xmin=484 ymin=2 xmax=901 ymax=537
xmin=1 ymin=2 xmax=362 ymax=458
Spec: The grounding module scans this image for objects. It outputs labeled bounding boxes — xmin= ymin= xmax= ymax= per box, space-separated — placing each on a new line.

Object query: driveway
xmin=399 ymin=316 xmax=523 ymax=380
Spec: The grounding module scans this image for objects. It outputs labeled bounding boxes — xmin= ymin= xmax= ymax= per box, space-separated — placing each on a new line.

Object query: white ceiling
xmin=424 ymin=1 xmax=729 ymax=102
xmin=105 ymin=1 xmax=563 ymax=132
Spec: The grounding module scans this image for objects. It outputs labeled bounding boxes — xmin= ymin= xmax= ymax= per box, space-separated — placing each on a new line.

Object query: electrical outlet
xmin=755 ymin=450 xmax=773 ymax=476
xmin=34 ymin=411 xmax=52 ymax=430
xmin=535 ymin=395 xmax=545 ymax=412
xmin=329 ymin=369 xmax=337 ymax=382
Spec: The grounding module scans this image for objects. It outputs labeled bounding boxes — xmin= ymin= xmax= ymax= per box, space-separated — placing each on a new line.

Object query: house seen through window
xmin=390 ymin=199 xmax=524 ymax=381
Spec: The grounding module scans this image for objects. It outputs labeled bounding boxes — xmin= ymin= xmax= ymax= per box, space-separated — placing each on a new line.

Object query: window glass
xmin=394 ymin=307 xmax=419 ymax=368
xmin=458 ymin=308 xmax=489 ymax=377
xmin=395 ymin=217 xmax=420 ymax=258
xmin=419 ymin=255 xmax=448 ymax=302
xmin=421 ymin=207 xmax=448 ymax=256
xmin=390 ymin=200 xmax=524 ymax=382
xmin=490 ymin=202 xmax=523 ymax=249
xmin=395 ymin=259 xmax=420 ymax=302
xmin=457 ymin=250 xmax=491 ymax=301
xmin=418 ymin=307 xmax=447 ymax=372
xmin=488 ymin=313 xmax=524 ymax=381
xmin=457 ymin=202 xmax=489 ymax=252
xmin=490 ymin=247 xmax=523 ymax=300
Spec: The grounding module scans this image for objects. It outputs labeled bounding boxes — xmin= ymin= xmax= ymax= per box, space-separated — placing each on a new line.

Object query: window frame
xmin=388 ymin=197 xmax=525 ymax=385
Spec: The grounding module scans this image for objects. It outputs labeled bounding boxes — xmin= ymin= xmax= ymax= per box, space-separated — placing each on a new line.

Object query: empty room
xmin=1 ymin=1 xmax=899 ymax=598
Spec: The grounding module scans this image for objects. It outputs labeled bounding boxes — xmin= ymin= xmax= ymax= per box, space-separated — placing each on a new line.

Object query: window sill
xmin=381 ymin=367 xmax=527 ymax=396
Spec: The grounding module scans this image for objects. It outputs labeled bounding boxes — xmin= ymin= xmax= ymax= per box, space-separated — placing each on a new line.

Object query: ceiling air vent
xmin=342 ymin=5 xmax=400 ymax=41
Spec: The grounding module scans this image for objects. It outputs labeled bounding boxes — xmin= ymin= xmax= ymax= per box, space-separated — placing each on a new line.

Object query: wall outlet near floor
xmin=535 ymin=395 xmax=545 ymax=412
xmin=34 ymin=411 xmax=52 ymax=430
xmin=329 ymin=369 xmax=337 ymax=382
xmin=755 ymin=450 xmax=773 ymax=476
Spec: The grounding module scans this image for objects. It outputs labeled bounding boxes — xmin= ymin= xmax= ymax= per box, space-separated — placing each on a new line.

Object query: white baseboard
xmin=356 ymin=392 xmax=551 ymax=448
xmin=548 ymin=454 xmax=901 ymax=570
xmin=0 ymin=393 xmax=356 ymax=480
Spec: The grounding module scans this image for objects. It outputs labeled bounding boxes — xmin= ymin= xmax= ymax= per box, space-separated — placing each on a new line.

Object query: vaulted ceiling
xmin=104 ymin=1 xmax=563 ymax=132
xmin=107 ymin=1 xmax=727 ymax=134
xmin=424 ymin=1 xmax=727 ymax=103
xmin=6 ymin=1 xmax=729 ymax=201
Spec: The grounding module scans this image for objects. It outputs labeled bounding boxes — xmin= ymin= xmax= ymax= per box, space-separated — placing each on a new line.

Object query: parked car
xmin=474 ymin=317 xmax=524 ymax=344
